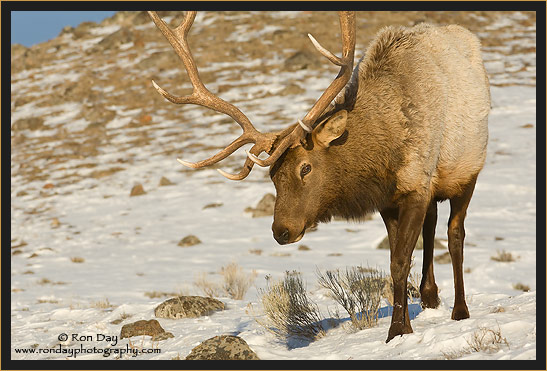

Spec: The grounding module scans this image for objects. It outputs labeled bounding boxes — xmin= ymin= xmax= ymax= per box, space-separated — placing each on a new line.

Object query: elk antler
xmin=148 ymin=11 xmax=355 ymax=178
xmin=245 ymin=11 xmax=356 ymax=167
xmin=148 ymin=11 xmax=282 ymax=180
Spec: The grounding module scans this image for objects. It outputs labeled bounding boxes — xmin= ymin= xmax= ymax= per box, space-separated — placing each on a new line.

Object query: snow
xmin=10 ymin=12 xmax=537 ymax=361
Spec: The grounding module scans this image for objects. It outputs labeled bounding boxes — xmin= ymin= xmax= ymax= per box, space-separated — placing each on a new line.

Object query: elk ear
xmin=312 ymin=110 xmax=347 ymax=148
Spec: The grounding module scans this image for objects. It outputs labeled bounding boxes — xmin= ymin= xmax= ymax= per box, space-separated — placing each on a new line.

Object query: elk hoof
xmin=385 ymin=322 xmax=413 ymax=343
xmin=451 ymin=304 xmax=470 ymax=320
xmin=420 ymin=286 xmax=441 ymax=309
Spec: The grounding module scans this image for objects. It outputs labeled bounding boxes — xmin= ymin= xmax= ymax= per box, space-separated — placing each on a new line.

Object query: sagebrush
xmin=255 ymin=271 xmax=326 ymax=342
xmin=317 ymin=266 xmax=385 ymax=330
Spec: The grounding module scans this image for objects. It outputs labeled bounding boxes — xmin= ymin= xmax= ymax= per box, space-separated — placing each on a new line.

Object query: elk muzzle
xmin=272 ymin=221 xmax=305 ymax=245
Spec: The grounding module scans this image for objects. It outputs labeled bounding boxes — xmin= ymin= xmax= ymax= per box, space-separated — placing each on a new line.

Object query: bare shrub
xmin=255 ymin=271 xmax=326 ymax=342
xmin=317 ymin=266 xmax=385 ymax=330
xmin=491 ymin=250 xmax=517 ymax=262
xmin=220 ymin=262 xmax=258 ymax=300
xmin=466 ymin=326 xmax=509 ymax=353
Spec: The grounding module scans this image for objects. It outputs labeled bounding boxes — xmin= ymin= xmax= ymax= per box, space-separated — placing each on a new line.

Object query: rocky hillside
xmin=11 ymin=11 xmax=536 ymax=199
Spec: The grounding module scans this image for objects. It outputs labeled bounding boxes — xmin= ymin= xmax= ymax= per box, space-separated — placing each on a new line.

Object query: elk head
xmin=148 ymin=11 xmax=356 ymax=244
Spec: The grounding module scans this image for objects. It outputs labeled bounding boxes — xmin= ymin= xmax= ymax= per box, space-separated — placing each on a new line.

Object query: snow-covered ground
xmin=10 ymin=11 xmax=537 ymax=361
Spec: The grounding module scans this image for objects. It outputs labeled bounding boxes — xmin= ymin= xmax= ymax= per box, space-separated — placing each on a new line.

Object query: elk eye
xmin=300 ymin=163 xmax=312 ymax=178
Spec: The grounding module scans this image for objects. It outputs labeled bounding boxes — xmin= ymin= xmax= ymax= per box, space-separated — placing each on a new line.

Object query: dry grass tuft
xmin=383 ymin=258 xmax=422 ymax=306
xmin=110 ymin=311 xmax=133 ymax=325
xmin=90 ymin=298 xmax=114 ymax=309
xmin=194 ymin=263 xmax=257 ymax=300
xmin=512 ymin=282 xmax=530 ymax=292
xmin=220 ymin=262 xmax=258 ymax=300
xmin=194 ymin=272 xmax=224 ymax=298
xmin=144 ymin=290 xmax=186 ymax=299
xmin=441 ymin=325 xmax=510 ymax=359
xmin=70 ymin=256 xmax=85 ymax=263
xmin=491 ymin=250 xmax=517 ymax=262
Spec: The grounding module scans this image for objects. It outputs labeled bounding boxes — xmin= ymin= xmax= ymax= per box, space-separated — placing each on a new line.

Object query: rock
xmin=130 ymin=184 xmax=146 ymax=197
xmin=278 ymin=83 xmax=305 ymax=96
xmin=59 ymin=25 xmax=74 ymax=36
xmin=120 ymin=319 xmax=174 ymax=341
xmin=11 ymin=43 xmax=28 ymax=59
xmin=98 ymin=27 xmax=134 ymax=49
xmin=139 ymin=51 xmax=179 ymax=71
xmin=284 ymin=50 xmax=320 ymax=71
xmin=159 ymin=176 xmax=174 ymax=186
xmin=51 ymin=218 xmax=61 ymax=228
xmin=245 ymin=193 xmax=275 ymax=218
xmin=434 ymin=251 xmax=452 ymax=264
xmin=155 ymin=296 xmax=224 ymax=319
xmin=13 ymin=96 xmax=33 ymax=108
xmin=178 ymin=235 xmax=201 ymax=247
xmin=72 ymin=21 xmax=98 ymax=39
xmin=90 ymin=167 xmax=124 ymax=179
xmin=12 ymin=117 xmax=44 ymax=131
xmin=377 ymin=234 xmax=446 ymax=250
xmin=203 ymin=202 xmax=223 ymax=210
xmin=185 ymin=335 xmax=259 ymax=360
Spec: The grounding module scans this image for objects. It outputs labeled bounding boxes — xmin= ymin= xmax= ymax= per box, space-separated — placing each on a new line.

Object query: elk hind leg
xmin=420 ymin=201 xmax=440 ymax=309
xmin=448 ymin=175 xmax=478 ymax=320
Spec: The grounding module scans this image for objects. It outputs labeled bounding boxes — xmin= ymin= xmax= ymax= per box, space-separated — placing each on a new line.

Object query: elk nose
xmin=273 ymin=228 xmax=290 ymax=245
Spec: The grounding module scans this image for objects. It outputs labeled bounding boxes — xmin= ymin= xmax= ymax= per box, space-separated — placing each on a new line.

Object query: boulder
xmin=178 ymin=235 xmax=201 ymax=247
xmin=155 ymin=296 xmax=224 ymax=319
xmin=185 ymin=335 xmax=259 ymax=360
xmin=12 ymin=117 xmax=44 ymax=131
xmin=284 ymin=50 xmax=320 ymax=71
xmin=159 ymin=176 xmax=174 ymax=186
xmin=120 ymin=319 xmax=174 ymax=341
xmin=245 ymin=193 xmax=275 ymax=218
xmin=377 ymin=234 xmax=446 ymax=250
xmin=130 ymin=184 xmax=146 ymax=197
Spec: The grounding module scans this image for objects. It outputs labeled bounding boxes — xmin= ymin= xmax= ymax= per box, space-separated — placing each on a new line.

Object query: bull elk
xmin=147 ymin=11 xmax=490 ymax=343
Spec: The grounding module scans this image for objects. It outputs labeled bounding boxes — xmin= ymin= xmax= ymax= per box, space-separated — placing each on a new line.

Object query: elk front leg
xmin=385 ymin=197 xmax=428 ymax=343
xmin=420 ymin=201 xmax=440 ymax=308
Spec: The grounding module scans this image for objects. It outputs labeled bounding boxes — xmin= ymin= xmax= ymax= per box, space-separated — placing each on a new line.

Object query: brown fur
xmin=270 ymin=23 xmax=490 ymax=342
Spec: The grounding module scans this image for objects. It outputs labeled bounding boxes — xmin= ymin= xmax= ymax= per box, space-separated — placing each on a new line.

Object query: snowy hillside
xmin=10 ymin=10 xmax=537 ymax=361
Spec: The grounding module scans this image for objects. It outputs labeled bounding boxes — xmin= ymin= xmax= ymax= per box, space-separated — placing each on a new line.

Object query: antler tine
xmin=148 ymin=11 xmax=276 ymax=179
xmin=303 ymin=11 xmax=356 ymax=128
xmin=246 ymin=11 xmax=356 ymax=168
